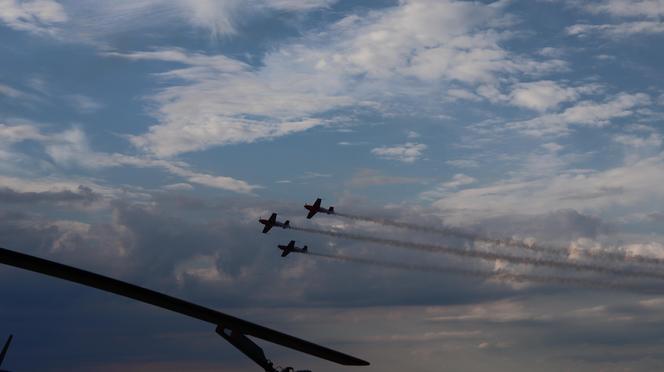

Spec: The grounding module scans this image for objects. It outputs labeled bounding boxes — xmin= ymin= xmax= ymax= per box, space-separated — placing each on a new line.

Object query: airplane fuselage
xmin=305 ymin=205 xmax=333 ymax=215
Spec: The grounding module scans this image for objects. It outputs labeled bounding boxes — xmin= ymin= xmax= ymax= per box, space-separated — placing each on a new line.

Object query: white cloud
xmin=508 ymin=81 xmax=599 ymax=112
xmin=613 ymin=133 xmax=662 ymax=148
xmin=446 ymin=159 xmax=480 ymax=168
xmin=162 ymin=183 xmax=194 ymax=191
xmin=109 ymin=0 xmax=566 ymax=157
xmin=442 ymin=174 xmax=477 ymax=189
xmin=371 ymin=142 xmax=427 ymax=163
xmin=0 ymin=122 xmax=45 ymax=143
xmin=1 ymin=124 xmax=259 ymax=194
xmin=568 ymin=1 xmax=664 ymax=37
xmin=265 ymin=0 xmax=336 ymax=11
xmin=583 ymin=0 xmax=664 ymax=18
xmin=506 ymin=92 xmax=650 ymax=137
xmin=420 ymin=173 xmax=476 ymax=200
xmin=20 ymin=0 xmax=339 ymax=42
xmin=430 ymin=152 xmax=664 ymax=223
xmin=348 ymin=169 xmax=423 ymax=188
xmin=567 ymin=21 xmax=664 ymax=37
xmin=65 ymin=94 xmax=103 ymax=113
xmin=0 ymin=0 xmax=67 ymax=35
xmin=0 ymin=83 xmax=31 ymax=99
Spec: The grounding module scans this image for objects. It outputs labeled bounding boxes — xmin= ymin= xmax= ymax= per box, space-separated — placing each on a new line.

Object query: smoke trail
xmin=304 ymin=251 xmax=657 ymax=292
xmin=334 ymin=212 xmax=664 ymax=266
xmin=292 ymin=226 xmax=664 ymax=281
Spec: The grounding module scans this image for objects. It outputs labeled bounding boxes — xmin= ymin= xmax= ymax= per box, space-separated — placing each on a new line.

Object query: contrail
xmin=334 ymin=212 xmax=664 ymax=266
xmin=303 ymin=251 xmax=657 ymax=292
xmin=292 ymin=226 xmax=664 ymax=281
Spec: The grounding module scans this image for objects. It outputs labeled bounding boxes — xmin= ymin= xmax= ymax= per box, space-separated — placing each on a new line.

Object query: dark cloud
xmin=472 ymin=209 xmax=608 ymax=242
xmin=0 ymin=185 xmax=101 ymax=206
xmin=3 ymin=195 xmax=664 ymax=371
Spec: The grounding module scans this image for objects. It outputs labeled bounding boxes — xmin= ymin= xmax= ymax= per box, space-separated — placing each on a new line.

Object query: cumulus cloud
xmin=583 ymin=0 xmax=664 ymax=18
xmin=420 ymin=174 xmax=477 ymax=200
xmin=106 ymin=0 xmax=567 ymax=157
xmin=0 ymin=0 xmax=67 ymax=35
xmin=508 ymin=81 xmax=600 ymax=112
xmin=371 ymin=142 xmax=427 ymax=163
xmin=0 ymin=123 xmax=258 ymax=194
xmin=446 ymin=159 xmax=480 ymax=168
xmin=506 ymin=92 xmax=650 ymax=137
xmin=348 ymin=169 xmax=424 ymax=188
xmin=65 ymin=94 xmax=104 ymax=113
xmin=613 ymin=133 xmax=662 ymax=148
xmin=567 ymin=21 xmax=664 ymax=37
xmin=568 ymin=0 xmax=664 ymax=37
xmin=0 ymin=185 xmax=101 ymax=205
xmin=430 ymin=151 xmax=664 ymax=223
xmin=265 ymin=0 xmax=336 ymax=11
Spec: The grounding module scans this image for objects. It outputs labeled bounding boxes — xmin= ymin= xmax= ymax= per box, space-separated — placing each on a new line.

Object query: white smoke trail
xmin=292 ymin=226 xmax=664 ymax=281
xmin=333 ymin=212 xmax=664 ymax=266
xmin=304 ymin=251 xmax=658 ymax=293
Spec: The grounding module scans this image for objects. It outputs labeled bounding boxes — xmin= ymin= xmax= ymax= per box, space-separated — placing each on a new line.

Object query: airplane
xmin=259 ymin=213 xmax=291 ymax=233
xmin=0 ymin=334 xmax=12 ymax=372
xmin=278 ymin=241 xmax=308 ymax=257
xmin=304 ymin=198 xmax=334 ymax=219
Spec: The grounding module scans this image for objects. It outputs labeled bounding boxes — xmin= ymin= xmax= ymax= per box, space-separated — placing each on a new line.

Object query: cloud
xmin=420 ymin=174 xmax=477 ymax=200
xmin=567 ymin=21 xmax=664 ymax=37
xmin=108 ymin=48 xmax=346 ymax=157
xmin=14 ymin=0 xmax=339 ymax=44
xmin=613 ymin=133 xmax=662 ymax=148
xmin=582 ymin=0 xmax=664 ymax=18
xmin=0 ymin=83 xmax=36 ymax=101
xmin=430 ymin=151 xmax=664 ymax=223
xmin=162 ymin=183 xmax=194 ymax=191
xmin=508 ymin=81 xmax=600 ymax=112
xmin=568 ymin=0 xmax=664 ymax=37
xmin=446 ymin=159 xmax=480 ymax=168
xmin=106 ymin=0 xmax=567 ymax=157
xmin=65 ymin=94 xmax=104 ymax=113
xmin=505 ymin=93 xmax=650 ymax=137
xmin=0 ymin=0 xmax=67 ymax=35
xmin=264 ymin=0 xmax=336 ymax=11
xmin=0 ymin=123 xmax=259 ymax=194
xmin=348 ymin=169 xmax=424 ymax=188
xmin=371 ymin=142 xmax=427 ymax=163
xmin=0 ymin=185 xmax=101 ymax=205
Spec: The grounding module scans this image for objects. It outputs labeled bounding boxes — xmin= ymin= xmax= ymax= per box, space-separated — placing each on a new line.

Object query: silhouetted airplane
xmin=259 ymin=213 xmax=290 ymax=233
xmin=278 ymin=241 xmax=308 ymax=257
xmin=0 ymin=247 xmax=369 ymax=371
xmin=0 ymin=334 xmax=12 ymax=372
xmin=304 ymin=198 xmax=334 ymax=219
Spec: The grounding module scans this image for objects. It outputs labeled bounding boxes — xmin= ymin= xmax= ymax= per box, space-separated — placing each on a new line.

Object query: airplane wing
xmin=287 ymin=241 xmax=295 ymax=248
xmin=306 ymin=209 xmax=317 ymax=219
xmin=262 ymin=225 xmax=271 ymax=233
xmin=281 ymin=250 xmax=290 ymax=257
xmin=0 ymin=334 xmax=12 ymax=367
xmin=269 ymin=213 xmax=277 ymax=223
xmin=0 ymin=247 xmax=370 ymax=367
xmin=313 ymin=199 xmax=322 ymax=208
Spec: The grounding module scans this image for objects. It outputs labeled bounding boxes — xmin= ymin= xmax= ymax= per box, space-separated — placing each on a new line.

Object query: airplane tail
xmin=284 ymin=220 xmax=291 ymax=228
xmin=303 ymin=246 xmax=308 ymax=253
xmin=0 ymin=334 xmax=12 ymax=367
xmin=329 ymin=207 xmax=334 ymax=213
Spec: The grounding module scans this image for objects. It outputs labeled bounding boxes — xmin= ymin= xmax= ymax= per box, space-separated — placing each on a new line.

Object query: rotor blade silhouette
xmin=0 ymin=247 xmax=369 ymax=367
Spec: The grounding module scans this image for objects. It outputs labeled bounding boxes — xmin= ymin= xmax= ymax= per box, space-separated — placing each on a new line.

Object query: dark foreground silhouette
xmin=0 ymin=247 xmax=369 ymax=371
xmin=0 ymin=334 xmax=12 ymax=372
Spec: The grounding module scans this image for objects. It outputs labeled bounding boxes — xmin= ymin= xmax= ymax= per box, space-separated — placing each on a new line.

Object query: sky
xmin=1 ymin=0 xmax=664 ymax=370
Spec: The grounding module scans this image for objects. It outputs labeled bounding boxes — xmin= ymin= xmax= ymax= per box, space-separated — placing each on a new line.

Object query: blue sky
xmin=1 ymin=0 xmax=664 ymax=371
